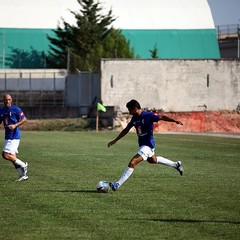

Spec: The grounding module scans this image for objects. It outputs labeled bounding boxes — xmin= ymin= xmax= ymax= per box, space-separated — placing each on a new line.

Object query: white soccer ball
xmin=96 ymin=180 xmax=110 ymax=193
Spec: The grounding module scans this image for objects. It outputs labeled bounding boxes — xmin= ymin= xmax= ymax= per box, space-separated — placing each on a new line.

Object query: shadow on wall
xmin=5 ymin=47 xmax=50 ymax=69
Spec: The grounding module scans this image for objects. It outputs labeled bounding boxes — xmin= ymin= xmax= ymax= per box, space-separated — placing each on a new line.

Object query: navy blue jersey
xmin=0 ymin=105 xmax=26 ymax=140
xmin=127 ymin=111 xmax=160 ymax=148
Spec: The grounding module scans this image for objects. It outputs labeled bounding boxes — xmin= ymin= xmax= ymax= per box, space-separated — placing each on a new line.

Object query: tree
xmin=149 ymin=44 xmax=159 ymax=59
xmin=102 ymin=28 xmax=134 ymax=58
xmin=47 ymin=0 xmax=134 ymax=73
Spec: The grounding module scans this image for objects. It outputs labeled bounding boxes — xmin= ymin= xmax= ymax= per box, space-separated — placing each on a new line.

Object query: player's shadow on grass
xmin=46 ymin=189 xmax=97 ymax=193
xmin=149 ymin=219 xmax=240 ymax=225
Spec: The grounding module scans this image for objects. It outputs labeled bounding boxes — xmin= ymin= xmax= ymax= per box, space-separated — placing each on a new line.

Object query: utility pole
xmin=238 ymin=25 xmax=240 ymax=59
xmin=0 ymin=32 xmax=5 ymax=68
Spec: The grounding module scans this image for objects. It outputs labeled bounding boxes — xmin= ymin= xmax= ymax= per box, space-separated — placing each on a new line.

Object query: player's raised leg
xmin=157 ymin=156 xmax=184 ymax=175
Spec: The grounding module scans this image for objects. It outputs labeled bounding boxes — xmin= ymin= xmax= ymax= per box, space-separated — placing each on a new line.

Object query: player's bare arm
xmin=159 ymin=115 xmax=183 ymax=125
xmin=8 ymin=117 xmax=27 ymax=130
xmin=108 ymin=126 xmax=131 ymax=147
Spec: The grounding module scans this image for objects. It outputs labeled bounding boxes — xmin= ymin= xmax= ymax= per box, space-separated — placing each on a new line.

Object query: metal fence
xmin=216 ymin=24 xmax=240 ymax=39
xmin=0 ymin=70 xmax=101 ymax=117
xmin=0 ymin=70 xmax=66 ymax=107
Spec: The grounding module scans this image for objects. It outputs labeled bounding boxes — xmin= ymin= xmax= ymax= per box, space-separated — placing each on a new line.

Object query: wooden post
xmin=96 ymin=109 xmax=99 ymax=132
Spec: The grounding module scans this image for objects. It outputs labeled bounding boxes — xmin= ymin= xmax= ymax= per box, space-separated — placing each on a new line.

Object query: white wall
xmin=0 ymin=0 xmax=214 ymax=29
xmin=100 ymin=59 xmax=240 ymax=112
xmin=105 ymin=0 xmax=215 ymax=29
xmin=0 ymin=0 xmax=79 ymax=28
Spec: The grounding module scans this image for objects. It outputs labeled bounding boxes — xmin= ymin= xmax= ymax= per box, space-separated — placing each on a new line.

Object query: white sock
xmin=14 ymin=159 xmax=26 ymax=168
xmin=157 ymin=156 xmax=176 ymax=168
xmin=117 ymin=167 xmax=134 ymax=187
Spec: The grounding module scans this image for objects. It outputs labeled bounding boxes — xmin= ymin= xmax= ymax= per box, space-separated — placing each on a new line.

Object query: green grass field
xmin=0 ymin=131 xmax=239 ymax=240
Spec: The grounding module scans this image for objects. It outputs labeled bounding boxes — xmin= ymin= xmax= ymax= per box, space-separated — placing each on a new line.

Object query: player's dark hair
xmin=126 ymin=99 xmax=141 ymax=110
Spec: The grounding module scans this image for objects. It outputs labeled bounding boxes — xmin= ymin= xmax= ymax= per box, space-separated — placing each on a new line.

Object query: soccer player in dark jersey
xmin=108 ymin=99 xmax=184 ymax=191
xmin=0 ymin=94 xmax=29 ymax=181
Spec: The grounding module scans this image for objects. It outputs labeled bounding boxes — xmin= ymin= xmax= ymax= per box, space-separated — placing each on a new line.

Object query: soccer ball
xmin=96 ymin=180 xmax=110 ymax=193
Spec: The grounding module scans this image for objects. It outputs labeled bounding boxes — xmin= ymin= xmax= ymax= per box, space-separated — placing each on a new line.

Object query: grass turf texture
xmin=0 ymin=131 xmax=239 ymax=240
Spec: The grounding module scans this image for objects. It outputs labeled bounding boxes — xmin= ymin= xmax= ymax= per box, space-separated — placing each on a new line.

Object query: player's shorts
xmin=3 ymin=139 xmax=20 ymax=154
xmin=138 ymin=145 xmax=155 ymax=160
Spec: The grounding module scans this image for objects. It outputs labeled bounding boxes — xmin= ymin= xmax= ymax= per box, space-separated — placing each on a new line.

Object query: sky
xmin=208 ymin=0 xmax=240 ymax=26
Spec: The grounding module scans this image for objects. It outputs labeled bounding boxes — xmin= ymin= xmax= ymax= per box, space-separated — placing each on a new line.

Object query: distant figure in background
xmin=0 ymin=94 xmax=29 ymax=181
xmin=108 ymin=99 xmax=184 ymax=191
xmin=237 ymin=102 xmax=240 ymax=113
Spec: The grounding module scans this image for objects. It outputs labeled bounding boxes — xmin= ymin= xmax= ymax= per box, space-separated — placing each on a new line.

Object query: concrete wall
xmin=101 ymin=59 xmax=240 ymax=112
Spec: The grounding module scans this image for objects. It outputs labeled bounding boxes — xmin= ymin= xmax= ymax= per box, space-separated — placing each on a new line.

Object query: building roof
xmin=0 ymin=0 xmax=220 ymax=69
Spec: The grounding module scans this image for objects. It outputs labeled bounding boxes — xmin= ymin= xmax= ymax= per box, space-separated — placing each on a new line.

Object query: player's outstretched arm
xmin=160 ymin=115 xmax=183 ymax=125
xmin=108 ymin=126 xmax=131 ymax=148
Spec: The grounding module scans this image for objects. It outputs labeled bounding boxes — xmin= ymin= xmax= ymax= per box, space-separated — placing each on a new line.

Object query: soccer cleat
xmin=15 ymin=175 xmax=29 ymax=182
xmin=22 ymin=162 xmax=29 ymax=176
xmin=109 ymin=182 xmax=120 ymax=191
xmin=176 ymin=161 xmax=184 ymax=176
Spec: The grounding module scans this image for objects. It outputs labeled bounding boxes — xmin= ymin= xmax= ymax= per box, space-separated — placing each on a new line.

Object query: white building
xmin=0 ymin=0 xmax=220 ymax=69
